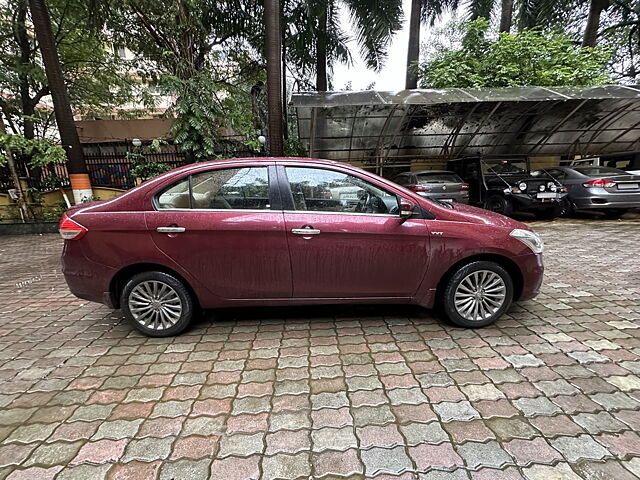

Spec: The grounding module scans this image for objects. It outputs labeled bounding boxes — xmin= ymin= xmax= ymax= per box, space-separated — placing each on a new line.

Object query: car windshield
xmin=416 ymin=173 xmax=461 ymax=184
xmin=482 ymin=159 xmax=528 ymax=175
xmin=574 ymin=166 xmax=629 ymax=176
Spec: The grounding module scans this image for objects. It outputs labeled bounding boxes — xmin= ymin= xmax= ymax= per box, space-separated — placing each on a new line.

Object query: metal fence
xmin=0 ymin=140 xmax=260 ymax=193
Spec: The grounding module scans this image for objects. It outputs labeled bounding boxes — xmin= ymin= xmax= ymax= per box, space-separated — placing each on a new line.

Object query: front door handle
xmin=292 ymin=227 xmax=321 ymax=235
xmin=157 ymin=226 xmax=186 ymax=233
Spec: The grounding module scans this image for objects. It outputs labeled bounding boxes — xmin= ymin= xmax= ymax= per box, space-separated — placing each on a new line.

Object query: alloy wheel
xmin=128 ymin=280 xmax=183 ymax=330
xmin=453 ymin=270 xmax=506 ymax=322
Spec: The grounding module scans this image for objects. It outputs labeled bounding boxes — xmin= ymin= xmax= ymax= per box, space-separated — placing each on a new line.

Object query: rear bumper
xmin=572 ymin=193 xmax=640 ymax=210
xmin=61 ymin=241 xmax=117 ymax=308
xmin=514 ymin=253 xmax=544 ymax=301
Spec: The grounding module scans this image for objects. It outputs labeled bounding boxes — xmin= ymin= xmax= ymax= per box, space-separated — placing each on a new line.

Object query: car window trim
xmin=153 ymin=165 xmax=279 ymax=212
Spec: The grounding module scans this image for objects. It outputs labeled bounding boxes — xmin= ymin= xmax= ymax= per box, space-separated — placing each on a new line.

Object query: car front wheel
xmin=484 ymin=195 xmax=513 ymax=216
xmin=443 ymin=261 xmax=513 ymax=328
xmin=121 ymin=271 xmax=195 ymax=337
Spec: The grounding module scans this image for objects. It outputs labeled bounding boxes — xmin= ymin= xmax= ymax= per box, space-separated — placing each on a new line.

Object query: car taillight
xmin=583 ymin=178 xmax=616 ymax=188
xmin=408 ymin=184 xmax=431 ymax=192
xmin=59 ymin=213 xmax=88 ymax=240
xmin=459 ymin=183 xmax=469 ymax=191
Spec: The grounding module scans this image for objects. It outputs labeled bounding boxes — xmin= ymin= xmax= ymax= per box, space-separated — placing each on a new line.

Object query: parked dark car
xmin=60 ymin=158 xmax=544 ymax=336
xmin=447 ymin=156 xmax=568 ymax=218
xmin=537 ymin=166 xmax=640 ymax=218
xmin=392 ymin=170 xmax=469 ymax=204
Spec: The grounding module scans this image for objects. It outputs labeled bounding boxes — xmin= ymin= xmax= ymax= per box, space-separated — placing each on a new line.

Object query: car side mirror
xmin=399 ymin=198 xmax=415 ymax=220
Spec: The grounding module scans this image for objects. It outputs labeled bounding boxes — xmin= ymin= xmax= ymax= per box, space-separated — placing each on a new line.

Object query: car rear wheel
xmin=484 ymin=195 xmax=513 ymax=216
xmin=122 ymin=271 xmax=194 ymax=337
xmin=443 ymin=261 xmax=513 ymax=328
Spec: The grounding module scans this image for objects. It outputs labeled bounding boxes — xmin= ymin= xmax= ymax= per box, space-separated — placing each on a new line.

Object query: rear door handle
xmin=156 ymin=226 xmax=186 ymax=233
xmin=291 ymin=228 xmax=321 ymax=235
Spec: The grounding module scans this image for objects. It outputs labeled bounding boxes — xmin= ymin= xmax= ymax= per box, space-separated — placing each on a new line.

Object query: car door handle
xmin=291 ymin=228 xmax=321 ymax=235
xmin=156 ymin=226 xmax=186 ymax=233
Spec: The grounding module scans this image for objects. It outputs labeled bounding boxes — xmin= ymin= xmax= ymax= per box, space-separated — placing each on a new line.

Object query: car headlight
xmin=538 ymin=184 xmax=546 ymax=192
xmin=518 ymin=181 xmax=527 ymax=190
xmin=547 ymin=182 xmax=557 ymax=192
xmin=510 ymin=228 xmax=544 ymax=254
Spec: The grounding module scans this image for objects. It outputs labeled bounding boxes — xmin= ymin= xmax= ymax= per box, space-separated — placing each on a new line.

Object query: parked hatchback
xmin=60 ymin=158 xmax=544 ymax=336
xmin=392 ymin=170 xmax=469 ymax=204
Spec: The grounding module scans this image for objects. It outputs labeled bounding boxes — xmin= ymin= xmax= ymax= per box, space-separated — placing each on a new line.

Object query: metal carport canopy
xmin=289 ymin=85 xmax=640 ymax=167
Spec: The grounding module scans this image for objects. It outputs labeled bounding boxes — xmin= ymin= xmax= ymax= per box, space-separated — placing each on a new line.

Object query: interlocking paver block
xmin=312 ymin=448 xmax=364 ymax=477
xmin=513 ymin=397 xmax=561 ymax=417
xmin=400 ymin=421 xmax=448 ymax=445
xmin=572 ymin=411 xmax=628 ymax=434
xmin=361 ymin=446 xmax=414 ymax=476
xmin=92 ymin=419 xmax=143 ymax=440
xmin=457 ymin=441 xmax=514 ymax=469
xmin=521 ymin=462 xmax=582 ymax=480
xmin=357 ymin=424 xmax=405 ymax=448
xmin=505 ymin=354 xmax=544 ymax=368
xmin=159 ymin=459 xmax=212 ymax=480
xmin=503 ymin=437 xmax=562 ymax=466
xmin=311 ymin=426 xmax=358 ymax=452
xmin=550 ymin=434 xmax=611 ymax=462
xmin=461 ymin=383 xmax=505 ymax=401
xmin=409 ymin=442 xmax=464 ymax=471
xmin=486 ymin=417 xmax=538 ymax=441
xmin=261 ymin=452 xmax=311 ymax=480
xmin=572 ymin=460 xmax=639 ymax=480
xmin=433 ymin=401 xmax=481 ymax=422
xmin=210 ymin=455 xmax=260 ymax=480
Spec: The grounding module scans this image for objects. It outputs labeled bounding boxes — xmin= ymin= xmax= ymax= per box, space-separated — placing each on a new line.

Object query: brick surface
xmin=0 ymin=221 xmax=639 ymax=477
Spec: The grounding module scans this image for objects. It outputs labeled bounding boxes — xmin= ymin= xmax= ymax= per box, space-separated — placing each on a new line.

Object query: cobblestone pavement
xmin=0 ymin=218 xmax=639 ymax=480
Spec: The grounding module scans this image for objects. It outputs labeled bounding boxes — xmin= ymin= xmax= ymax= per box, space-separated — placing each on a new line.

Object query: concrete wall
xmin=0 ymin=186 xmax=124 ymax=222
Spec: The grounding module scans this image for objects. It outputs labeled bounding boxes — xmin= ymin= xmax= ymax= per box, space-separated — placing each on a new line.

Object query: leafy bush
xmin=419 ymin=19 xmax=613 ymax=88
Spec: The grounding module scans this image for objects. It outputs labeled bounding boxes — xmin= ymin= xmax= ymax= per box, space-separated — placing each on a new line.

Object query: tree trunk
xmin=316 ymin=2 xmax=328 ymax=92
xmin=16 ymin=0 xmax=35 ymax=140
xmin=265 ymin=0 xmax=284 ymax=156
xmin=0 ymin=118 xmax=34 ymax=222
xmin=405 ymin=0 xmax=421 ymax=89
xmin=499 ymin=0 xmax=514 ymax=33
xmin=582 ymin=0 xmax=611 ymax=47
xmin=29 ymin=0 xmax=90 ymax=204
xmin=282 ymin=0 xmax=288 ymax=141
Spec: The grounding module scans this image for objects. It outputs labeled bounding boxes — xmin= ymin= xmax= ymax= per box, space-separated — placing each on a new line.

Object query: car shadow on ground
xmin=197 ymin=303 xmax=442 ymax=328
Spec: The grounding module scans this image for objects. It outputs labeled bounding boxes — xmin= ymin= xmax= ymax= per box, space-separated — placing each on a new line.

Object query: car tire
xmin=558 ymin=198 xmax=574 ymax=217
xmin=443 ymin=261 xmax=513 ymax=328
xmin=121 ymin=271 xmax=195 ymax=337
xmin=484 ymin=195 xmax=513 ymax=216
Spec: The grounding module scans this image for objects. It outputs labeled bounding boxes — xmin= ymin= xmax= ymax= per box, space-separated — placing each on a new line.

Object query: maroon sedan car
xmin=60 ymin=158 xmax=544 ymax=336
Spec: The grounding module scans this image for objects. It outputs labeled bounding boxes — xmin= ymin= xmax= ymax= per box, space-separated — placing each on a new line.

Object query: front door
xmin=146 ymin=165 xmax=291 ymax=300
xmin=280 ymin=166 xmax=429 ymax=298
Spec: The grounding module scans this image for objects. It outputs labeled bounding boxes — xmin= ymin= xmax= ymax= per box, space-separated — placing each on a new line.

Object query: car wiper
xmin=431 ymin=198 xmax=454 ymax=209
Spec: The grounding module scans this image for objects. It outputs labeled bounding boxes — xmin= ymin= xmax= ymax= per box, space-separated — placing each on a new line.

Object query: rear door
xmin=145 ymin=164 xmax=292 ymax=300
xmin=278 ymin=165 xmax=429 ymax=298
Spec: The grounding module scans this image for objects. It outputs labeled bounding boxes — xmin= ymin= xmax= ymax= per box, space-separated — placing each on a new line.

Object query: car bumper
xmin=61 ymin=241 xmax=117 ymax=308
xmin=571 ymin=193 xmax=640 ymax=210
xmin=514 ymin=253 xmax=544 ymax=301
xmin=510 ymin=193 xmax=564 ymax=210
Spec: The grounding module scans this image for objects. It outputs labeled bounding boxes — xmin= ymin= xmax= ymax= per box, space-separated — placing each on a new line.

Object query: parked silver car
xmin=538 ymin=166 xmax=640 ymax=218
xmin=392 ymin=170 xmax=469 ymax=204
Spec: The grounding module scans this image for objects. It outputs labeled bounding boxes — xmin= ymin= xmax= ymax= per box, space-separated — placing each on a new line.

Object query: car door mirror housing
xmin=399 ymin=198 xmax=415 ymax=220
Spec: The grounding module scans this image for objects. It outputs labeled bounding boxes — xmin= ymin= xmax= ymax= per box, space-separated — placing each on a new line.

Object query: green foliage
xmin=127 ymin=139 xmax=171 ymax=181
xmin=0 ymin=133 xmax=66 ymax=167
xmin=0 ymin=0 xmax=139 ymax=138
xmin=419 ymin=19 xmax=613 ymax=88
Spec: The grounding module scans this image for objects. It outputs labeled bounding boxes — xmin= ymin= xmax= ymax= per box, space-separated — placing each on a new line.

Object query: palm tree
xmin=28 ymin=0 xmax=89 ymax=204
xmin=405 ymin=0 xmax=459 ymax=89
xmin=265 ymin=0 xmax=284 ymax=155
xmin=292 ymin=0 xmax=403 ymax=91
